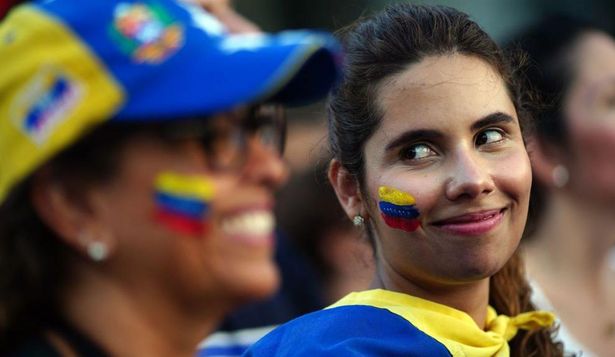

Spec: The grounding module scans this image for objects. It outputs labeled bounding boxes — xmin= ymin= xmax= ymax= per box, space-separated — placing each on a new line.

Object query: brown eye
xmin=476 ymin=129 xmax=504 ymax=146
xmin=401 ymin=143 xmax=436 ymax=160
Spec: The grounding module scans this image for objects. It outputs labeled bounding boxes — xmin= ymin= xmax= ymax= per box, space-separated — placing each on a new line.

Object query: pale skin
xmin=31 ymin=112 xmax=288 ymax=356
xmin=330 ymin=54 xmax=532 ymax=327
xmin=525 ymin=31 xmax=615 ymax=356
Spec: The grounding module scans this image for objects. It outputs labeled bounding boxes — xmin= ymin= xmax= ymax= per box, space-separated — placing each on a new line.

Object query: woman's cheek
xmin=152 ymin=171 xmax=216 ymax=238
xmin=377 ymin=186 xmax=422 ymax=233
xmin=505 ymin=150 xmax=532 ymax=196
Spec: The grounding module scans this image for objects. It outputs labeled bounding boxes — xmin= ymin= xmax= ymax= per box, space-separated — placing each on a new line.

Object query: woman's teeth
xmin=221 ymin=211 xmax=274 ymax=237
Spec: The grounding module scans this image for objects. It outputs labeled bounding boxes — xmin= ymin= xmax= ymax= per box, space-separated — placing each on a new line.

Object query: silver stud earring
xmin=79 ymin=230 xmax=110 ymax=262
xmin=353 ymin=215 xmax=365 ymax=227
xmin=87 ymin=241 xmax=108 ymax=262
xmin=552 ymin=164 xmax=570 ymax=188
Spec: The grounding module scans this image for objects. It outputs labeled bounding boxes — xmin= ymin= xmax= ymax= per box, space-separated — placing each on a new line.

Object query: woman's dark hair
xmin=327 ymin=4 xmax=562 ymax=356
xmin=0 ymin=124 xmax=140 ymax=351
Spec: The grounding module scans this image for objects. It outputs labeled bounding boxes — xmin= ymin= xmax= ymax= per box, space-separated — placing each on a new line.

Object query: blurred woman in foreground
xmin=0 ymin=0 xmax=340 ymax=355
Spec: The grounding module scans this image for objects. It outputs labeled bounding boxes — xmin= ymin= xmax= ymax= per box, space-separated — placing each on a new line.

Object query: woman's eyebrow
xmin=384 ymin=112 xmax=515 ymax=152
xmin=471 ymin=112 xmax=515 ymax=131
xmin=385 ymin=129 xmax=443 ymax=151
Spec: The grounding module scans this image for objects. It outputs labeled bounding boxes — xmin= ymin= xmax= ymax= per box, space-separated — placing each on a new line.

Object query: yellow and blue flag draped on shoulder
xmin=331 ymin=289 xmax=555 ymax=357
xmin=0 ymin=0 xmax=342 ymax=205
xmin=245 ymin=289 xmax=555 ymax=356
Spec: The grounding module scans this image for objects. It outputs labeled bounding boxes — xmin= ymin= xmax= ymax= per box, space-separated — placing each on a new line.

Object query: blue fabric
xmin=243 ymin=305 xmax=452 ymax=356
xmin=198 ymin=345 xmax=249 ymax=357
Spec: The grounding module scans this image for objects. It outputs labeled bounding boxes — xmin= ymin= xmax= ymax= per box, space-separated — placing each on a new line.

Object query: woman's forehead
xmin=375 ymin=54 xmax=514 ymax=131
xmin=572 ymin=32 xmax=615 ymax=82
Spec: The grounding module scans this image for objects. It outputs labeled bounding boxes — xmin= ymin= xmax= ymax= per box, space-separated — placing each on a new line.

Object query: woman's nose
xmin=445 ymin=148 xmax=495 ymax=201
xmin=242 ymin=137 xmax=289 ymax=190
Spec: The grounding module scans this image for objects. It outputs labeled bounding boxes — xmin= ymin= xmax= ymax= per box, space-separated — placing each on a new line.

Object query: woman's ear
xmin=527 ymin=137 xmax=569 ymax=189
xmin=30 ymin=169 xmax=117 ymax=262
xmin=328 ymin=159 xmax=367 ymax=220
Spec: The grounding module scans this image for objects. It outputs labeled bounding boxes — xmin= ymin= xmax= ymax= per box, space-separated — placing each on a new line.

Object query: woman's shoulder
xmin=244 ymin=304 xmax=451 ymax=356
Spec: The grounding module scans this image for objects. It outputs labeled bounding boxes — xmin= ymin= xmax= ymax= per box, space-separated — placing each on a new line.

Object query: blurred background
xmin=235 ymin=0 xmax=615 ymax=40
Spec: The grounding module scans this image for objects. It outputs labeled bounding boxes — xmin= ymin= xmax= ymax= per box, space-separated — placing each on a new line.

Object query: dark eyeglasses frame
xmin=121 ymin=104 xmax=287 ymax=173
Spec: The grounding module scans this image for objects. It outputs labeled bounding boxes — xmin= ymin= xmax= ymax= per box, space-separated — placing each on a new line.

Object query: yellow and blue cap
xmin=0 ymin=0 xmax=342 ymax=204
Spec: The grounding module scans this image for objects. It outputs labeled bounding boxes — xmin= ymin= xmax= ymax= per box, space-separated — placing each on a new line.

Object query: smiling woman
xmin=245 ymin=4 xmax=563 ymax=357
xmin=0 ymin=0 xmax=341 ymax=356
xmin=360 ymin=53 xmax=530 ymax=287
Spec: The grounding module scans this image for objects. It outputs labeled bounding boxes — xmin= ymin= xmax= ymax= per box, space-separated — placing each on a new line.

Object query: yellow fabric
xmin=329 ymin=289 xmax=555 ymax=357
xmin=378 ymin=186 xmax=416 ymax=205
xmin=154 ymin=172 xmax=215 ymax=200
xmin=0 ymin=6 xmax=124 ymax=203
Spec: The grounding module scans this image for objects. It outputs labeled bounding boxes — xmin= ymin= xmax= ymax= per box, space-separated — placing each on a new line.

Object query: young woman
xmin=245 ymin=4 xmax=563 ymax=356
xmin=0 ymin=0 xmax=340 ymax=355
xmin=510 ymin=15 xmax=615 ymax=357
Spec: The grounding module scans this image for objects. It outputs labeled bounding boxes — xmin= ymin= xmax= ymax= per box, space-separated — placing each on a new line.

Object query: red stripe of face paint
xmin=155 ymin=210 xmax=207 ymax=236
xmin=381 ymin=213 xmax=421 ymax=232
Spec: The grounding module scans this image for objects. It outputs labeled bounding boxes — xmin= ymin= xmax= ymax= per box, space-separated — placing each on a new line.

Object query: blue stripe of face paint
xmin=155 ymin=192 xmax=208 ymax=219
xmin=378 ymin=201 xmax=419 ymax=219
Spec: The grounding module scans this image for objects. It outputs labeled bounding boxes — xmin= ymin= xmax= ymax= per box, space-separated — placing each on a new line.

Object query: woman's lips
xmin=431 ymin=209 xmax=505 ymax=236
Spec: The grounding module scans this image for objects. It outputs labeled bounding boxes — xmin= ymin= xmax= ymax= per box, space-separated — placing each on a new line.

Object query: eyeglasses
xmin=152 ymin=104 xmax=287 ymax=172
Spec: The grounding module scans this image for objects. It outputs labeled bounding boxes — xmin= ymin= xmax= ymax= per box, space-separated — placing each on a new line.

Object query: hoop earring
xmin=552 ymin=165 xmax=569 ymax=188
xmin=353 ymin=215 xmax=364 ymax=227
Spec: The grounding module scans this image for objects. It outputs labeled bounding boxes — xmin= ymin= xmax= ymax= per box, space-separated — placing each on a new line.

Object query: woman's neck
xmin=525 ymin=190 xmax=615 ymax=357
xmin=60 ymin=266 xmax=228 ymax=357
xmin=525 ymin=191 xmax=615 ymax=292
xmin=370 ymin=261 xmax=490 ymax=328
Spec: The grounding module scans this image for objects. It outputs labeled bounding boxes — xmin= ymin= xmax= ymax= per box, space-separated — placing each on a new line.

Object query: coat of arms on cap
xmin=109 ymin=2 xmax=184 ymax=64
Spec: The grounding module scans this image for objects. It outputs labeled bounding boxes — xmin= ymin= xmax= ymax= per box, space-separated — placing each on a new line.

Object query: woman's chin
xmin=229 ymin=263 xmax=281 ymax=303
xmin=434 ymin=256 xmax=509 ymax=284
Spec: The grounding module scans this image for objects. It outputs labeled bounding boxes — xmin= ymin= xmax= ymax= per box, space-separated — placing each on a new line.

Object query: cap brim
xmin=113 ymin=30 xmax=341 ymax=121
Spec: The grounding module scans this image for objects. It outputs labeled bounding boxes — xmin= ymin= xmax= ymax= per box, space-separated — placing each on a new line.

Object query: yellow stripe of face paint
xmin=378 ymin=186 xmax=416 ymax=205
xmin=155 ymin=172 xmax=215 ymax=200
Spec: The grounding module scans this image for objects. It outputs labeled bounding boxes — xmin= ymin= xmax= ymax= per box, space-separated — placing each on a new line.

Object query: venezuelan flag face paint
xmin=153 ymin=172 xmax=215 ymax=236
xmin=378 ymin=186 xmax=421 ymax=232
